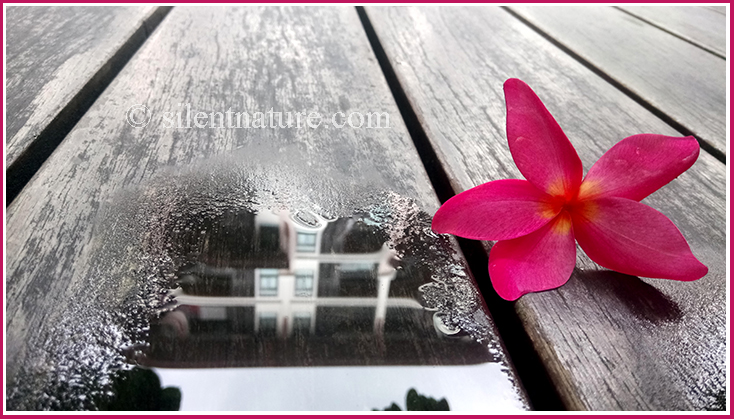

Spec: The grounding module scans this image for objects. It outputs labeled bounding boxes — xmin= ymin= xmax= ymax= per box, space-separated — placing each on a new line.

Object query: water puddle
xmin=6 ymin=152 xmax=527 ymax=411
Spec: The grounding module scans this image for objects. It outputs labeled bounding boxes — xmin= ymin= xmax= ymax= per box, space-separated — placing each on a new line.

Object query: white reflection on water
xmin=155 ymin=363 xmax=526 ymax=412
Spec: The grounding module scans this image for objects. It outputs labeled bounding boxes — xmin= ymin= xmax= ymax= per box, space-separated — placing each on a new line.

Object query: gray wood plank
xmin=508 ymin=6 xmax=726 ymax=158
xmin=365 ymin=6 xmax=726 ymax=411
xmin=705 ymin=6 xmax=727 ymax=15
xmin=5 ymin=6 xmax=528 ymax=411
xmin=616 ymin=6 xmax=726 ymax=58
xmin=5 ymin=6 xmax=165 ymax=169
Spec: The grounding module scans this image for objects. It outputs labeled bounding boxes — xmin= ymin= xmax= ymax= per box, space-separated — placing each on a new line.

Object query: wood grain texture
xmin=616 ymin=6 xmax=727 ymax=58
xmin=5 ymin=6 xmax=163 ymax=168
xmin=5 ymin=6 xmax=528 ymax=410
xmin=365 ymin=6 xmax=726 ymax=410
xmin=705 ymin=6 xmax=727 ymax=15
xmin=507 ymin=6 xmax=727 ymax=157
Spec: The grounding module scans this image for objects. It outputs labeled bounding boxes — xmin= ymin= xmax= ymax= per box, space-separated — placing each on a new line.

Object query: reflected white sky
xmin=155 ymin=362 xmax=526 ymax=412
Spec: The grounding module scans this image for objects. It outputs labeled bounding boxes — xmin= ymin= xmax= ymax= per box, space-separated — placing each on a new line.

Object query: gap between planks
xmin=613 ymin=7 xmax=726 ymax=60
xmin=501 ymin=6 xmax=726 ymax=166
xmin=5 ymin=6 xmax=173 ymax=207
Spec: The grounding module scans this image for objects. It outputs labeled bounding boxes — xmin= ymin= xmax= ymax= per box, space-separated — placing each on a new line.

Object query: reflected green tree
xmin=375 ymin=388 xmax=449 ymax=411
xmin=96 ymin=367 xmax=180 ymax=411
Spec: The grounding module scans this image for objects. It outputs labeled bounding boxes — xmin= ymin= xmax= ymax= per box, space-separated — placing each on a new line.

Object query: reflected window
xmin=258 ymin=312 xmax=277 ymax=336
xmin=259 ymin=269 xmax=278 ymax=296
xmin=295 ymin=271 xmax=314 ymax=297
xmin=293 ymin=313 xmax=312 ymax=335
xmin=296 ymin=232 xmax=317 ymax=252
xmin=316 ymin=307 xmax=374 ymax=335
xmin=258 ymin=225 xmax=280 ymax=252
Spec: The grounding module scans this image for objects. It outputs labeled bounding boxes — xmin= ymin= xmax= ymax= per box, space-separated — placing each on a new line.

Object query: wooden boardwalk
xmin=4 ymin=6 xmax=728 ymax=411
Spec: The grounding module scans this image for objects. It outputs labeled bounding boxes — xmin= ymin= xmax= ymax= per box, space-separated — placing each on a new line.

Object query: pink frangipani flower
xmin=432 ymin=78 xmax=707 ymax=301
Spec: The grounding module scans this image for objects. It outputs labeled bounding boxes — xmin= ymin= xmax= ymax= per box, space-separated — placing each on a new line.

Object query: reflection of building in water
xmin=143 ymin=210 xmax=490 ymax=368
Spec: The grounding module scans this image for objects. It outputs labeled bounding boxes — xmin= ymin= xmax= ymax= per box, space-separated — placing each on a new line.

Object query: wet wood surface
xmin=507 ymin=6 xmax=727 ymax=158
xmin=5 ymin=6 xmax=528 ymax=411
xmin=5 ymin=6 xmax=167 ymax=170
xmin=365 ymin=6 xmax=726 ymax=410
xmin=616 ymin=6 xmax=727 ymax=57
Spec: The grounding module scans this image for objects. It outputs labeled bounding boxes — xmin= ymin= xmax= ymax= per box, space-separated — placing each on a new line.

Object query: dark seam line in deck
xmin=705 ymin=6 xmax=727 ymax=16
xmin=502 ymin=6 xmax=727 ymax=166
xmin=355 ymin=6 xmax=565 ymax=411
xmin=613 ymin=6 xmax=726 ymax=60
xmin=5 ymin=6 xmax=174 ymax=207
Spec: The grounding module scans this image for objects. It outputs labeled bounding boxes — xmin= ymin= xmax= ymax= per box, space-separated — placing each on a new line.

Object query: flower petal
xmin=504 ymin=78 xmax=583 ymax=198
xmin=572 ymin=197 xmax=707 ymax=280
xmin=432 ymin=179 xmax=559 ymax=241
xmin=580 ymin=134 xmax=700 ymax=201
xmin=488 ymin=212 xmax=577 ymax=301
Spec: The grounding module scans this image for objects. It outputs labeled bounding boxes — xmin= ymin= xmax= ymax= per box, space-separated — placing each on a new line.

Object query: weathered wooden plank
xmin=705 ymin=6 xmax=727 ymax=15
xmin=5 ymin=5 xmax=157 ymax=162
xmin=365 ymin=6 xmax=726 ymax=411
xmin=508 ymin=6 xmax=726 ymax=158
xmin=616 ymin=6 xmax=726 ymax=58
xmin=5 ymin=6 xmax=528 ymax=411
xmin=5 ymin=6 xmax=170 ymax=202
